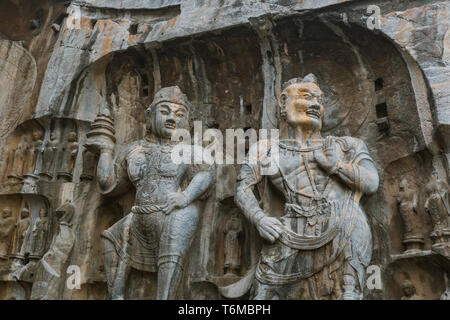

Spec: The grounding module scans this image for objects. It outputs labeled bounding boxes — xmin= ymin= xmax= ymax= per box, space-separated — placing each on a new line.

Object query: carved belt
xmin=131 ymin=205 xmax=161 ymax=214
xmin=284 ymin=199 xmax=331 ymax=218
xmin=279 ymin=200 xmax=339 ymax=250
xmin=278 ymin=222 xmax=339 ymax=250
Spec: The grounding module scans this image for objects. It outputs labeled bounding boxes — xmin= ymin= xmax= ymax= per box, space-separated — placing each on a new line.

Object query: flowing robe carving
xmin=10 ymin=215 xmax=31 ymax=256
xmin=30 ymin=215 xmax=50 ymax=258
xmin=224 ymin=215 xmax=243 ymax=274
xmin=0 ymin=213 xmax=16 ymax=258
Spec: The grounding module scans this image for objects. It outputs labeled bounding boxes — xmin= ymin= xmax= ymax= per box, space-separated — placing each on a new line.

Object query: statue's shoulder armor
xmin=335 ymin=136 xmax=368 ymax=153
xmin=114 ymin=139 xmax=145 ymax=161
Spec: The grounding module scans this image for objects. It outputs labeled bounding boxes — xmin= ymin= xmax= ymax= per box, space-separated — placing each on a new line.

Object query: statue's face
xmin=68 ymin=132 xmax=77 ymax=142
xmin=21 ymin=210 xmax=29 ymax=218
xmin=2 ymin=209 xmax=11 ymax=218
xmin=281 ymin=82 xmax=324 ymax=131
xmin=33 ymin=132 xmax=41 ymax=140
xmin=399 ymin=178 xmax=408 ymax=192
xmin=39 ymin=208 xmax=47 ymax=218
xmin=402 ymin=283 xmax=415 ymax=296
xmin=147 ymin=102 xmax=188 ymax=139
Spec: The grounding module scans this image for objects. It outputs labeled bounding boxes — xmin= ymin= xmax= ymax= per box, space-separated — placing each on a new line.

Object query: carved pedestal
xmin=402 ymin=235 xmax=425 ymax=253
xmin=21 ymin=174 xmax=39 ymax=194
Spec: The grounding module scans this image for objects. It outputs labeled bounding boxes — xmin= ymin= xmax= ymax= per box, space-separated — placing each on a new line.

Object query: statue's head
xmin=39 ymin=207 xmax=47 ymax=218
xmin=145 ymin=86 xmax=191 ymax=140
xmin=20 ymin=207 xmax=29 ymax=219
xmin=426 ymin=172 xmax=449 ymax=195
xmin=32 ymin=131 xmax=42 ymax=141
xmin=401 ymin=280 xmax=415 ymax=296
xmin=399 ymin=177 xmax=409 ymax=192
xmin=2 ymin=208 xmax=12 ymax=218
xmin=279 ymin=74 xmax=324 ymax=131
xmin=68 ymin=131 xmax=77 ymax=142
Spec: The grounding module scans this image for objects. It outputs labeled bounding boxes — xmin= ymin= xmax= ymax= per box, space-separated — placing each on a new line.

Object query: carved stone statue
xmin=397 ymin=178 xmax=424 ymax=252
xmin=85 ymin=86 xmax=213 ymax=300
xmin=30 ymin=207 xmax=50 ymax=259
xmin=10 ymin=207 xmax=31 ymax=258
xmin=30 ymin=203 xmax=75 ymax=300
xmin=57 ymin=131 xmax=78 ymax=181
xmin=80 ymin=148 xmax=97 ymax=181
xmin=40 ymin=132 xmax=58 ymax=180
xmin=25 ymin=131 xmax=44 ymax=175
xmin=8 ymin=136 xmax=28 ymax=179
xmin=223 ymin=212 xmax=243 ymax=276
xmin=424 ymin=175 xmax=450 ymax=245
xmin=0 ymin=208 xmax=16 ymax=259
xmin=400 ymin=280 xmax=421 ymax=300
xmin=233 ymin=74 xmax=379 ymax=300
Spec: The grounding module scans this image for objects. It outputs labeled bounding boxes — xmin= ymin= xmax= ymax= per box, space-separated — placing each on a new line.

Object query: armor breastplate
xmin=129 ymin=143 xmax=185 ymax=206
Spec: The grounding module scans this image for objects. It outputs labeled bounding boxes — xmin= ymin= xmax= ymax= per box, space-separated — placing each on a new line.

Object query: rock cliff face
xmin=0 ymin=0 xmax=449 ymax=300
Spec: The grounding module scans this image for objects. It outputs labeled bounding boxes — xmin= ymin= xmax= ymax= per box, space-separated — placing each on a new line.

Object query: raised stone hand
xmin=85 ymin=134 xmax=115 ymax=155
xmin=256 ymin=216 xmax=283 ymax=243
xmin=85 ymin=113 xmax=116 ymax=155
xmin=161 ymin=192 xmax=189 ymax=215
xmin=313 ymin=137 xmax=339 ymax=174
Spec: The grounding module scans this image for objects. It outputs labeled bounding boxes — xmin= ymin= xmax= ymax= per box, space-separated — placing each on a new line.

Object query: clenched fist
xmin=85 ymin=135 xmax=115 ymax=155
xmin=257 ymin=216 xmax=284 ymax=243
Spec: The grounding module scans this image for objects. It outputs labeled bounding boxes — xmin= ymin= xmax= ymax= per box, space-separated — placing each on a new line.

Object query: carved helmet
xmin=148 ymin=86 xmax=192 ymax=112
xmin=145 ymin=86 xmax=191 ymax=130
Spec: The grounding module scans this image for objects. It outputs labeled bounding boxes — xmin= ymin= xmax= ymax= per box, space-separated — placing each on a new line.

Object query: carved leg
xmin=341 ymin=264 xmax=361 ymax=300
xmin=156 ymin=259 xmax=183 ymax=300
xmin=103 ymin=238 xmax=130 ymax=300
xmin=252 ymin=281 xmax=279 ymax=300
xmin=110 ymin=258 xmax=130 ymax=300
xmin=157 ymin=204 xmax=200 ymax=300
xmin=102 ymin=239 xmax=116 ymax=296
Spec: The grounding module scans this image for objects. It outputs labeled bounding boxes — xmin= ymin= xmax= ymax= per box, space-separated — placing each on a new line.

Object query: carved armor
xmin=102 ymin=140 xmax=195 ymax=272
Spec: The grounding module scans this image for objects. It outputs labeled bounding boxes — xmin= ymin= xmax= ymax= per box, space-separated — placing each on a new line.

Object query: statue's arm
xmin=96 ymin=149 xmax=116 ymax=193
xmin=183 ymin=170 xmax=214 ymax=204
xmin=235 ymin=163 xmax=283 ymax=243
xmin=235 ymin=164 xmax=265 ymax=226
xmin=334 ymin=158 xmax=379 ymax=195
xmin=161 ymin=166 xmax=214 ymax=215
xmin=325 ymin=137 xmax=379 ymax=195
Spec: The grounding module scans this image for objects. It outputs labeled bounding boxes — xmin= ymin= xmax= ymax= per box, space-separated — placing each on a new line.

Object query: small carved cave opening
xmin=375 ymin=77 xmax=384 ymax=91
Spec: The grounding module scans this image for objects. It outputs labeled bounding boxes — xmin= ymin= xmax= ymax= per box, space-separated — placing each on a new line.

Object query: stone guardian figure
xmin=30 ymin=203 xmax=75 ymax=300
xmin=30 ymin=207 xmax=50 ymax=259
xmin=57 ymin=131 xmax=79 ymax=181
xmin=85 ymin=86 xmax=213 ymax=300
xmin=0 ymin=208 xmax=16 ymax=259
xmin=10 ymin=207 xmax=31 ymax=259
xmin=223 ymin=212 xmax=243 ymax=276
xmin=25 ymin=131 xmax=44 ymax=175
xmin=424 ymin=175 xmax=450 ymax=245
xmin=8 ymin=136 xmax=28 ymax=180
xmin=397 ymin=178 xmax=424 ymax=252
xmin=40 ymin=133 xmax=58 ymax=180
xmin=233 ymin=74 xmax=379 ymax=300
